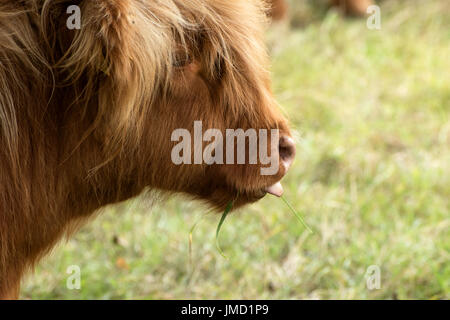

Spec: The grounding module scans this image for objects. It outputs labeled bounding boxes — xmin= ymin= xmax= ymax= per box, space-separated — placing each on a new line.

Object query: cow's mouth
xmin=219 ymin=181 xmax=284 ymax=210
xmin=188 ymin=174 xmax=286 ymax=211
xmin=265 ymin=182 xmax=283 ymax=197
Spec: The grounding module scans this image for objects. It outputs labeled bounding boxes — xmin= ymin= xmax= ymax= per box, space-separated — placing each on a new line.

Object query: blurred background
xmin=24 ymin=0 xmax=449 ymax=299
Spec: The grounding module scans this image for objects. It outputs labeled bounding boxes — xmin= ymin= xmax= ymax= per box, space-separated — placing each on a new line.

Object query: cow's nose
xmin=279 ymin=135 xmax=296 ymax=170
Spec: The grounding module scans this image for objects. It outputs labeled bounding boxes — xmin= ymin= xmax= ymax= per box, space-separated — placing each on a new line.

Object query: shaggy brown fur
xmin=0 ymin=0 xmax=294 ymax=299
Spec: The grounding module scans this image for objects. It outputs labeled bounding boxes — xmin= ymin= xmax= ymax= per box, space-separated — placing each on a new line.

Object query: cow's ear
xmin=60 ymin=0 xmax=135 ymax=83
xmin=58 ymin=0 xmax=163 ymax=148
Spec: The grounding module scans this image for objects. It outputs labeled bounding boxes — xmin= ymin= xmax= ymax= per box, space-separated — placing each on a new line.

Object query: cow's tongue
xmin=265 ymin=182 xmax=283 ymax=197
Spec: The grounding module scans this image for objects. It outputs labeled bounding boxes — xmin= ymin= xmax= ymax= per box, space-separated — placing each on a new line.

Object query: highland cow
xmin=0 ymin=0 xmax=295 ymax=299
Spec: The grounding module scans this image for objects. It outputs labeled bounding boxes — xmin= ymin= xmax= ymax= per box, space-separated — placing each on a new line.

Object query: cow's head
xmin=58 ymin=0 xmax=295 ymax=210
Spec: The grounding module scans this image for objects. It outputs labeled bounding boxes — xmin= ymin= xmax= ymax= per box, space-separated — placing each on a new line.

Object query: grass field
xmin=23 ymin=0 xmax=449 ymax=299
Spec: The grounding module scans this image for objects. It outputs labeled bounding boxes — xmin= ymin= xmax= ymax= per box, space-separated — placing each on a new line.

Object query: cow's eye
xmin=172 ymin=51 xmax=192 ymax=67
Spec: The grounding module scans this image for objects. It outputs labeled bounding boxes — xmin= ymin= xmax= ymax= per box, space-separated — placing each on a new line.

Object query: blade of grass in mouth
xmin=281 ymin=195 xmax=314 ymax=234
xmin=195 ymin=194 xmax=311 ymax=261
xmin=189 ymin=217 xmax=203 ymax=268
xmin=215 ymin=200 xmax=234 ymax=259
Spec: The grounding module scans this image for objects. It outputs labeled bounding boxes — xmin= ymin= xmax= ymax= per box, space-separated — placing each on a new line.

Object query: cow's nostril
xmin=279 ymin=135 xmax=296 ymax=170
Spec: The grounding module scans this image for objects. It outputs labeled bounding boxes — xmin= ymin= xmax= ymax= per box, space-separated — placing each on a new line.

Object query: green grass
xmin=23 ymin=0 xmax=449 ymax=299
xmin=215 ymin=200 xmax=234 ymax=259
